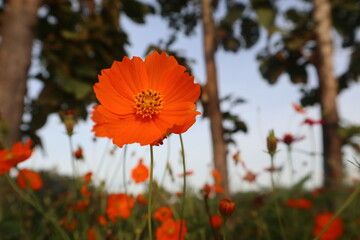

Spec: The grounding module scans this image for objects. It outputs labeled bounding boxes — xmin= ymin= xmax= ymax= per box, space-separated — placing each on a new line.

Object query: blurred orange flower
xmin=74 ymin=146 xmax=84 ymax=160
xmin=86 ymin=227 xmax=97 ymax=240
xmin=69 ymin=199 xmax=91 ymax=211
xmin=155 ymin=219 xmax=187 ymax=240
xmin=313 ymin=213 xmax=343 ymax=240
xmin=83 ymin=172 xmax=93 ymax=183
xmin=212 ymin=184 xmax=225 ymax=194
xmin=0 ymin=139 xmax=33 ymax=175
xmin=131 ymin=158 xmax=149 ymax=183
xmin=292 ymin=103 xmax=307 ymax=114
xmin=80 ymin=185 xmax=92 ymax=198
xmin=136 ymin=194 xmax=148 ymax=205
xmin=17 ymin=169 xmax=43 ymax=191
xmin=60 ymin=216 xmax=78 ymax=232
xmin=98 ymin=215 xmax=107 ymax=226
xmin=211 ymin=169 xmax=222 ymax=183
xmin=210 ymin=215 xmax=223 ymax=228
xmin=154 ymin=206 xmax=173 ymax=222
xmin=106 ymin=193 xmax=134 ymax=222
xmin=92 ymin=51 xmax=201 ymax=147
xmin=177 ymin=170 xmax=194 ymax=177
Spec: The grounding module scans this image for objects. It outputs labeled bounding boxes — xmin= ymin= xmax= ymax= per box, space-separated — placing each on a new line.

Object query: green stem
xmin=287 ymin=146 xmax=294 ymax=186
xmin=5 ymin=174 xmax=70 ymax=240
xmin=148 ymin=145 xmax=154 ymax=240
xmin=222 ymin=218 xmax=227 ymax=240
xmin=313 ymin=184 xmax=360 ymax=240
xmin=179 ymin=134 xmax=186 ymax=240
xmin=123 ymin=145 xmax=128 ymax=193
xmin=270 ymin=154 xmax=275 ymax=190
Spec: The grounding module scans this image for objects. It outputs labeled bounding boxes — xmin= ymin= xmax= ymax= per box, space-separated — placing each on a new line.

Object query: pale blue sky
xmin=21 ymin=5 xmax=360 ymax=194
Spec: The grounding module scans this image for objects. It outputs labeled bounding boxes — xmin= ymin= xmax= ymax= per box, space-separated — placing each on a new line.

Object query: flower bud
xmin=266 ymin=129 xmax=277 ymax=156
xmin=219 ymin=198 xmax=235 ymax=218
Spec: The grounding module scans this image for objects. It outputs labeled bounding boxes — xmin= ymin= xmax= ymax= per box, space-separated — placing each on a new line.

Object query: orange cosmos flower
xmin=313 ymin=213 xmax=344 ymax=240
xmin=243 ymin=170 xmax=257 ymax=183
xmin=131 ymin=158 xmax=149 ymax=183
xmin=156 ymin=218 xmax=187 ymax=240
xmin=0 ymin=139 xmax=33 ymax=175
xmin=154 ymin=206 xmax=173 ymax=222
xmin=17 ymin=169 xmax=44 ymax=191
xmin=106 ymin=193 xmax=134 ymax=222
xmin=92 ymin=51 xmax=201 ymax=147
xmin=210 ymin=215 xmax=223 ymax=228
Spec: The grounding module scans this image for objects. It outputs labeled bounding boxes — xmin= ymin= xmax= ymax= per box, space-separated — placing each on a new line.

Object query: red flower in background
xmin=313 ymin=213 xmax=343 ymax=240
xmin=74 ymin=146 xmax=84 ymax=160
xmin=154 ymin=206 xmax=173 ymax=222
xmin=17 ymin=169 xmax=43 ymax=191
xmin=156 ymin=219 xmax=187 ymax=240
xmin=304 ymin=118 xmax=323 ymax=126
xmin=285 ymin=198 xmax=312 ymax=209
xmin=136 ymin=193 xmax=148 ymax=205
xmin=131 ymin=158 xmax=149 ymax=183
xmin=219 ymin=198 xmax=235 ymax=218
xmin=278 ymin=133 xmax=305 ymax=146
xmin=0 ymin=139 xmax=33 ymax=175
xmin=91 ymin=51 xmax=201 ymax=147
xmin=106 ymin=193 xmax=134 ymax=222
xmin=243 ymin=170 xmax=257 ymax=183
xmin=210 ymin=215 xmax=223 ymax=228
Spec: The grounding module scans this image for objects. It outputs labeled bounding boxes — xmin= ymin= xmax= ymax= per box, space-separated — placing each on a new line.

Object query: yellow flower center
xmin=134 ymin=89 xmax=164 ymax=118
xmin=167 ymin=226 xmax=175 ymax=235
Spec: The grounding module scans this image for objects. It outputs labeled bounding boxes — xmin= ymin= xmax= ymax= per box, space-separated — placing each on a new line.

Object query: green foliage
xmin=21 ymin=0 xmax=153 ymax=146
xmin=256 ymin=0 xmax=360 ymax=107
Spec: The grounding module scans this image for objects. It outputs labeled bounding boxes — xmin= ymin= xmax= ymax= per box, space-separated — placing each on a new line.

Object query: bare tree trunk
xmin=200 ymin=0 xmax=229 ymax=196
xmin=313 ymin=0 xmax=343 ymax=191
xmin=0 ymin=0 xmax=40 ymax=146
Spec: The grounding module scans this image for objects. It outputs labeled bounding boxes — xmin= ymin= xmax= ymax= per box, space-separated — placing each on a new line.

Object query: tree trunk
xmin=0 ymin=0 xmax=40 ymax=146
xmin=313 ymin=0 xmax=343 ymax=191
xmin=200 ymin=0 xmax=229 ymax=196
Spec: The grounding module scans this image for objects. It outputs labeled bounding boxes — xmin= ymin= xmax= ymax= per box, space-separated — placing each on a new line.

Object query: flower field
xmin=0 ymin=52 xmax=359 ymax=240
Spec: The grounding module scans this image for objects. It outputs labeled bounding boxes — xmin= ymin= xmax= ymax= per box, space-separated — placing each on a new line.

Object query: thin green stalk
xmin=108 ymin=146 xmax=125 ymax=189
xmin=179 ymin=134 xmax=186 ymax=240
xmin=308 ymin=126 xmax=317 ymax=186
xmin=287 ymin=145 xmax=294 ymax=186
xmin=313 ymin=184 xmax=360 ymax=240
xmin=270 ymin=155 xmax=276 ymax=190
xmin=5 ymin=174 xmax=70 ymax=240
xmin=95 ymin=139 xmax=111 ymax=176
xmin=148 ymin=145 xmax=154 ymax=240
xmin=122 ymin=145 xmax=128 ymax=193
xmin=160 ymin=137 xmax=171 ymax=188
xmin=222 ymin=218 xmax=227 ymax=240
